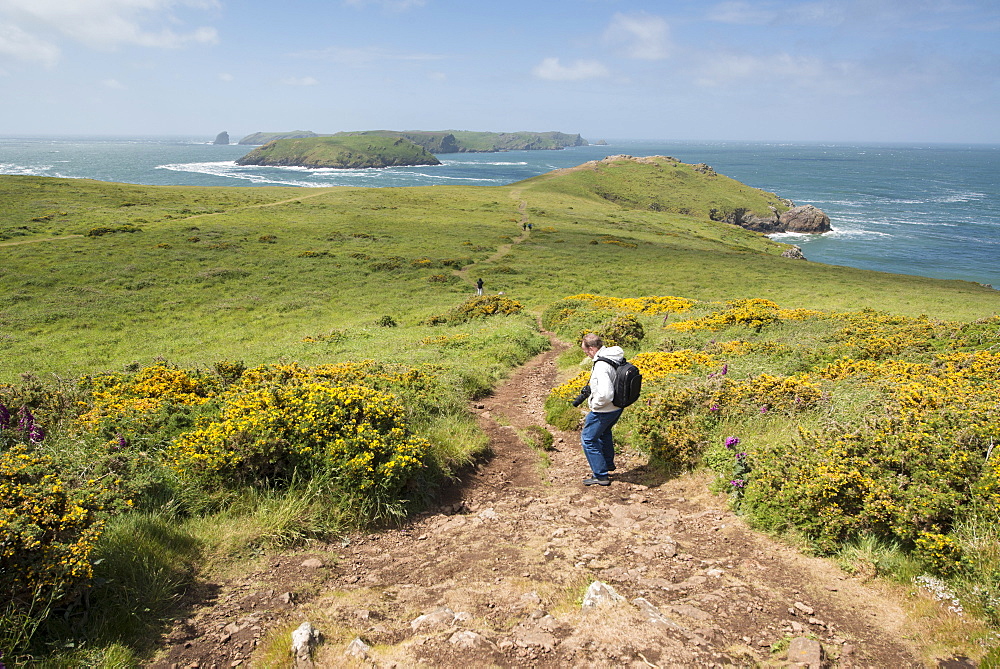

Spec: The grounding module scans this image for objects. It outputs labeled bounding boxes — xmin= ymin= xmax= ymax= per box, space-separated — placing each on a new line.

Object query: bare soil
xmin=150 ymin=337 xmax=950 ymax=668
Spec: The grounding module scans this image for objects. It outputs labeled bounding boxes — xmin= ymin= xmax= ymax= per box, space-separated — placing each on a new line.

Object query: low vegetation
xmin=2 ymin=156 xmax=1000 ymax=664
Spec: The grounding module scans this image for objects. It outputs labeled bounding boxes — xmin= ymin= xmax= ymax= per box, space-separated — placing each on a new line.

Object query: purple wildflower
xmin=29 ymin=424 xmax=45 ymax=444
xmin=720 ymin=363 xmax=728 ymax=376
xmin=760 ymin=404 xmax=769 ymax=413
xmin=730 ymin=479 xmax=746 ymax=489
xmin=709 ymin=404 xmax=720 ymax=412
xmin=118 ymin=433 xmax=129 ymax=449
xmin=736 ymin=452 xmax=748 ymax=461
xmin=0 ymin=402 xmax=9 ymax=429
xmin=724 ymin=436 xmax=740 ymax=449
xmin=17 ymin=406 xmax=34 ymax=433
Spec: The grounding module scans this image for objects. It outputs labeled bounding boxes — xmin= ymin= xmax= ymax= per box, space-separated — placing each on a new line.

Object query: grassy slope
xmin=235 ymin=136 xmax=440 ymax=168
xmin=2 ymin=158 xmax=999 ymax=382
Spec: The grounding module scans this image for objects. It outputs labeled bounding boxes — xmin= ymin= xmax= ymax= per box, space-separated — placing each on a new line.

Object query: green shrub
xmin=599 ymin=313 xmax=645 ymax=348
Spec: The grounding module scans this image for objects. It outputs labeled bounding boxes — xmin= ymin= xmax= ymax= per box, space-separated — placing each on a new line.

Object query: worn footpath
xmin=153 ymin=338 xmax=936 ymax=668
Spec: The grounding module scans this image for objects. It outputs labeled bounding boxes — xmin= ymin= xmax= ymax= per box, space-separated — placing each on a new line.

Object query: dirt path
xmin=151 ymin=337 xmax=940 ymax=668
xmin=454 ymin=193 xmax=531 ymax=289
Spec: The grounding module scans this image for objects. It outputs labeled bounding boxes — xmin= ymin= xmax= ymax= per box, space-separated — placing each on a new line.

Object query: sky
xmin=1 ymin=0 xmax=998 ymax=143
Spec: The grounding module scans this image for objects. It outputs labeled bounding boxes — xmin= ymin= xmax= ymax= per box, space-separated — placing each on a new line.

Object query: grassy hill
xmin=3 ymin=156 xmax=1000 ymax=665
xmin=235 ymin=135 xmax=441 ymax=168
xmin=2 ymin=157 xmax=998 ymax=382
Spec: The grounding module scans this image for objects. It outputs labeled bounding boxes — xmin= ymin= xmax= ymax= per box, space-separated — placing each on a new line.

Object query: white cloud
xmin=217 ymin=71 xmax=233 ymax=82
xmin=603 ymin=12 xmax=671 ymax=60
xmin=281 ymin=76 xmax=319 ymax=86
xmin=692 ymin=51 xmax=859 ymax=94
xmin=102 ymin=77 xmax=126 ymax=89
xmin=0 ymin=23 xmax=60 ymax=66
xmin=0 ymin=0 xmax=219 ymax=65
xmin=532 ymin=57 xmax=609 ymax=81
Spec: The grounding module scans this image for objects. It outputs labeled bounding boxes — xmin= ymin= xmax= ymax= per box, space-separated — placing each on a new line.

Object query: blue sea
xmin=2 ymin=136 xmax=998 ymax=289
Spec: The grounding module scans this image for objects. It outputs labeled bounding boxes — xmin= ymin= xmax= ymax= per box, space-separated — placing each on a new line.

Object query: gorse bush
xmin=427 ymin=294 xmax=524 ymax=324
xmin=169 ymin=381 xmax=431 ymax=519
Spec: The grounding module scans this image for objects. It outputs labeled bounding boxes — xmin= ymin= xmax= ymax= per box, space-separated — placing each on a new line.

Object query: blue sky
xmin=1 ymin=0 xmax=998 ymax=142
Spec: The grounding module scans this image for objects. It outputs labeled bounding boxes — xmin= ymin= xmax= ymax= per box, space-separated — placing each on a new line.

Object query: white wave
xmin=157 ymin=161 xmax=330 ymax=187
xmin=771 ymin=228 xmax=892 ymax=241
xmin=933 ymin=191 xmax=986 ymax=203
xmin=439 ymin=160 xmax=529 ymax=166
xmin=0 ymin=163 xmax=53 ymax=176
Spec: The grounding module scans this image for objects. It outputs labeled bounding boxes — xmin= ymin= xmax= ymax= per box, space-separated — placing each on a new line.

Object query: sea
xmin=2 ymin=136 xmax=999 ymax=289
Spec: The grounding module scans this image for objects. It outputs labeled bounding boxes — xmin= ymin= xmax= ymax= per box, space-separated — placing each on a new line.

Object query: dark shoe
xmin=583 ymin=476 xmax=611 ymax=486
xmin=607 ymin=462 xmax=617 ymax=472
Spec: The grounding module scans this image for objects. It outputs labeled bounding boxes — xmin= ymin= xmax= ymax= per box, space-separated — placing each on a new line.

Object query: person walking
xmin=476 ymin=277 xmax=484 ymax=296
xmin=579 ymin=333 xmax=624 ymax=486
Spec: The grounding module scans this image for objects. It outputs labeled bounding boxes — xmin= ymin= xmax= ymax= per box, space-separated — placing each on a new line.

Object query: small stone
xmin=300 ymin=558 xmax=324 ymax=569
xmin=344 ymin=637 xmax=371 ymax=659
xmin=581 ymin=581 xmax=625 ymax=608
xmin=411 ymin=607 xmax=456 ymax=631
xmin=449 ymin=630 xmax=493 ymax=651
xmin=793 ymin=601 xmax=815 ymax=615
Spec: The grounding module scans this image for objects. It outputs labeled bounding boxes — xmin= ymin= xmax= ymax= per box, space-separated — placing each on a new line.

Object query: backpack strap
xmin=596 ymin=356 xmax=624 ymax=368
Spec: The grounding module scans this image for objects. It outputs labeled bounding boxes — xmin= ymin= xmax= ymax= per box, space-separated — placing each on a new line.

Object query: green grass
xmin=4 ymin=157 xmax=1000 ymax=665
xmin=4 ymin=164 xmax=999 ymax=381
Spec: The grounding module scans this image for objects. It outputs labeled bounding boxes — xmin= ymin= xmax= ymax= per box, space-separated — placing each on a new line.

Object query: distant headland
xmin=235 ymin=129 xmax=588 ymax=153
xmin=235 ymin=135 xmax=441 ymax=169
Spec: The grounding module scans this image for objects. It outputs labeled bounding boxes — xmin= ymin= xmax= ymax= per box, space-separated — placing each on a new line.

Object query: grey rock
xmin=780 ymin=205 xmax=832 ymax=233
xmin=290 ymin=622 xmax=321 ymax=667
xmin=787 ymin=636 xmax=824 ymax=667
xmin=213 ymin=131 xmax=230 ymax=145
xmin=411 ymin=606 xmax=456 ymax=631
xmin=344 ymin=636 xmax=371 ymax=659
xmin=582 ymin=581 xmax=625 ymax=608
xmin=781 ymin=244 xmax=807 ymax=259
xmin=449 ymin=630 xmax=494 ymax=651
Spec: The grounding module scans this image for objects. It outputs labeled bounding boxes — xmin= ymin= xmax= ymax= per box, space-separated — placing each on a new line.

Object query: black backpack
xmin=596 ymin=356 xmax=643 ymax=408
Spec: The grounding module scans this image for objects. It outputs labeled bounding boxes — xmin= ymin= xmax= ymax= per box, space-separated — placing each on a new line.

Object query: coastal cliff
xmin=537 ymin=154 xmax=831 ymax=237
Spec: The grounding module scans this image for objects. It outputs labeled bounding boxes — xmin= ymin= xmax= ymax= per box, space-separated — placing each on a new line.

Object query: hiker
xmin=578 ymin=333 xmax=625 ymax=486
xmin=476 ymin=277 xmax=484 ymax=296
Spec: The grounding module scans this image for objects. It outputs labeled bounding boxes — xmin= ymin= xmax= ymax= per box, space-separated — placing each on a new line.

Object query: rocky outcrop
xmin=726 ymin=204 xmax=830 ymax=235
xmin=213 ymin=131 xmax=229 ymax=145
xmin=779 ymin=205 xmax=832 ymax=233
xmin=781 ymin=245 xmax=807 ymax=260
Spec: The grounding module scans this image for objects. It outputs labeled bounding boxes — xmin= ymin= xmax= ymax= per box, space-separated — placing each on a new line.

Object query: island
xmin=237 ymin=129 xmax=588 ymax=153
xmin=238 ymin=130 xmax=321 ymax=145
xmin=235 ymin=136 xmax=441 ymax=169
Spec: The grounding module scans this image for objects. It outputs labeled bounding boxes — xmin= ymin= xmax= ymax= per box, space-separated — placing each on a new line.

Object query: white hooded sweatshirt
xmin=587 ymin=345 xmax=625 ymax=413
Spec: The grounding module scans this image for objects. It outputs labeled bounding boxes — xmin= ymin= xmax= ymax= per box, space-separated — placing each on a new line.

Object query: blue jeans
xmin=581 ymin=409 xmax=623 ymax=478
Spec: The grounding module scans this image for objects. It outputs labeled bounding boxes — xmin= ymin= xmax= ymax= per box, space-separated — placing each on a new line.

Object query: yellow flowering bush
xmin=561 ymin=294 xmax=695 ymax=316
xmin=1 ymin=446 xmax=106 ymax=609
xmin=632 ymin=350 xmax=718 ymax=382
xmin=77 ymin=363 xmax=217 ymax=441
xmin=714 ymin=372 xmax=825 ymax=413
xmin=169 ymin=381 xmax=430 ymax=501
xmin=667 ymin=298 xmax=825 ymax=332
xmin=427 ymin=295 xmax=524 ymax=324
